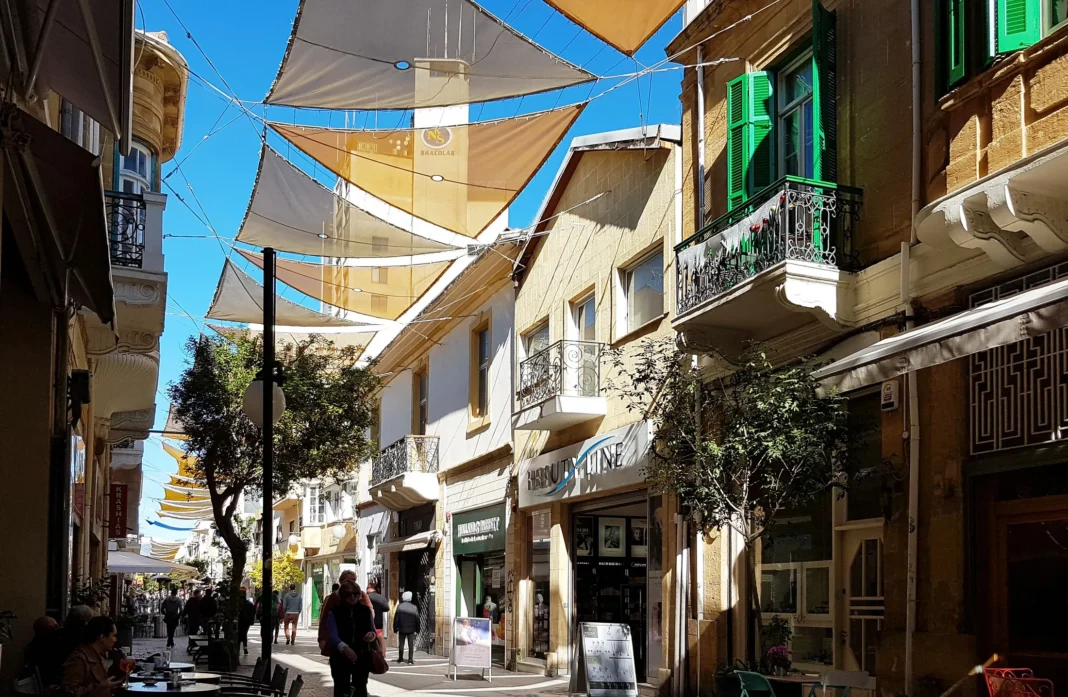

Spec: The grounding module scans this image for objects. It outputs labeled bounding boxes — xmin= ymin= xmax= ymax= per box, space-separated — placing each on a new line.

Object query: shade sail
xmin=249 ymin=325 xmax=379 ymax=361
xmin=163 ymin=487 xmax=209 ymax=502
xmin=108 ymin=551 xmax=196 ymax=575
xmin=543 ymin=0 xmax=683 ymax=55
xmin=162 ymin=405 xmax=188 ymax=440
xmin=162 ymin=441 xmax=199 ymax=479
xmin=266 ymin=0 xmax=593 ymax=110
xmin=238 ymin=249 xmax=450 ymax=321
xmin=157 ymin=507 xmax=214 ymax=521
xmin=206 ymin=260 xmax=360 ymax=326
xmin=813 ymin=276 xmax=1068 ymax=393
xmin=159 ymin=500 xmax=213 ymax=512
xmin=237 ymin=147 xmax=455 ymax=257
xmin=270 ymin=104 xmax=584 ymax=237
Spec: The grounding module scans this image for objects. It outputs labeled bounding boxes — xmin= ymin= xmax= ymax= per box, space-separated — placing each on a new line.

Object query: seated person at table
xmin=22 ymin=617 xmax=57 ymax=678
xmin=34 ymin=606 xmax=93 ymax=687
xmin=62 ymin=616 xmax=123 ymax=697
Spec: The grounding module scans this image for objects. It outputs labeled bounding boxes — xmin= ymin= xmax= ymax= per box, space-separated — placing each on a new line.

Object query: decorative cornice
xmin=115 ymin=279 xmax=164 ymax=306
xmin=87 ymin=324 xmax=159 ymax=356
xmin=107 ymin=408 xmax=155 ymax=444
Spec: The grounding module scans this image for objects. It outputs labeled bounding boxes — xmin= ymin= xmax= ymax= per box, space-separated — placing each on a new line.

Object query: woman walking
xmin=324 ymin=581 xmax=377 ymax=697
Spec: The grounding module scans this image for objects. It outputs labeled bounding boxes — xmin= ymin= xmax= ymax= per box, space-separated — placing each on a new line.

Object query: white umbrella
xmin=107 ymin=551 xmax=197 ymax=575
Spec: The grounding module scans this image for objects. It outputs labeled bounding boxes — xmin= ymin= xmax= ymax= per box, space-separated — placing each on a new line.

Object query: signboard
xmin=570 ymin=623 xmax=638 ymax=697
xmin=451 ymin=504 xmax=506 ymax=555
xmin=109 ymin=483 xmax=128 ymax=538
xmin=518 ymin=421 xmax=651 ymax=508
xmin=450 ymin=617 xmax=492 ymax=681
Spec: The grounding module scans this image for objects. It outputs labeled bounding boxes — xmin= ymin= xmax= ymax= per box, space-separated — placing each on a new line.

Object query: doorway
xmin=455 ymin=553 xmax=506 ymax=666
xmin=839 ymin=527 xmax=883 ymax=675
xmin=400 ymin=547 xmax=436 ymax=653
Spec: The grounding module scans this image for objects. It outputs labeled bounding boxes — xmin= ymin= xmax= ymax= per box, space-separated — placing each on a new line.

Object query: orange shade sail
xmin=544 ymin=0 xmax=684 ymax=55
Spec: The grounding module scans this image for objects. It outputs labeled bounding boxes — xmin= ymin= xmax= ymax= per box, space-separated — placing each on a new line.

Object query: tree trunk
xmin=744 ymin=540 xmax=763 ymax=669
xmin=227 ymin=552 xmax=246 ymax=641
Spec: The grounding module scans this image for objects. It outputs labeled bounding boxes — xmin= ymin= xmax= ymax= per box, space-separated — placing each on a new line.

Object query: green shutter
xmin=947 ymin=0 xmax=967 ymax=86
xmin=997 ymin=0 xmax=1041 ymax=52
xmin=726 ymin=74 xmax=748 ymax=211
xmin=746 ymin=72 xmax=775 ymax=194
xmin=812 ymin=0 xmax=838 ymax=183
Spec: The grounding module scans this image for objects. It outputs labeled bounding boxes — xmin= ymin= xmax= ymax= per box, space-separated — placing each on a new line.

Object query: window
xmin=477 ymin=328 xmax=490 ymax=416
xmin=414 ymin=369 xmax=429 ymax=435
xmin=370 ymin=401 xmax=381 ymax=451
xmin=120 ymin=142 xmax=153 ymax=194
xmin=778 ymin=54 xmax=815 ymax=179
xmin=524 ymin=322 xmax=550 ymax=357
xmin=308 ymin=484 xmax=322 ymax=525
xmin=469 ymin=318 xmax=492 ymax=427
xmin=624 ymin=251 xmax=664 ymax=332
xmin=60 ymin=100 xmax=101 ymax=155
xmin=371 ymin=236 xmax=389 ymax=255
xmin=330 ymin=490 xmax=342 ymax=522
xmin=571 ymin=295 xmax=596 ymax=342
xmin=372 ymin=267 xmax=388 ymax=284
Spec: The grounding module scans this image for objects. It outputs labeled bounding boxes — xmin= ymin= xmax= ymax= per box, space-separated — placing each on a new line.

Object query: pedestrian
xmin=325 ymin=582 xmax=376 ymax=697
xmin=160 ymin=586 xmax=183 ymax=648
xmin=238 ymin=588 xmax=256 ymax=655
xmin=282 ymin=584 xmax=302 ymax=645
xmin=318 ymin=570 xmax=356 ymax=655
xmin=273 ymin=590 xmax=283 ymax=644
xmin=182 ymin=589 xmax=202 ymax=636
xmin=392 ymin=591 xmax=419 ymax=665
xmin=365 ymin=582 xmax=389 ymax=637
xmin=62 ymin=616 xmax=123 ymax=697
xmin=200 ymin=589 xmax=218 ymax=638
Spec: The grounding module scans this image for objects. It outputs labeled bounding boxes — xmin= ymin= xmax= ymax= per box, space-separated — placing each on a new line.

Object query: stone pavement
xmin=135 ymin=629 xmax=570 ymax=697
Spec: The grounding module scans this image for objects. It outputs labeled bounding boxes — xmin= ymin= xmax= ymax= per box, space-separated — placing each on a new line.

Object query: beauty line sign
xmin=517 ymin=421 xmax=651 ymax=509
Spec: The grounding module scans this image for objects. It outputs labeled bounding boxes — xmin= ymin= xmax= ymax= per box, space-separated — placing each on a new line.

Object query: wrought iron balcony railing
xmin=517 ymin=339 xmax=603 ymax=410
xmin=105 ymin=191 xmax=147 ymax=269
xmin=371 ymin=435 xmax=440 ymax=487
xmin=675 ymin=177 xmax=863 ymax=317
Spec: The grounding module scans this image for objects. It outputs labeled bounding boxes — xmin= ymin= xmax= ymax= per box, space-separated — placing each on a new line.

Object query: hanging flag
xmin=269 ymin=104 xmax=584 ymax=238
xmin=147 ymin=520 xmax=197 ymax=532
xmin=266 ymin=0 xmax=594 ymax=110
xmin=543 ymin=0 xmax=684 ymax=55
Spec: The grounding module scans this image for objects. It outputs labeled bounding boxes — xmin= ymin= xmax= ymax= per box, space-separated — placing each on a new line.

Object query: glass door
xmin=839 ymin=529 xmax=884 ymax=674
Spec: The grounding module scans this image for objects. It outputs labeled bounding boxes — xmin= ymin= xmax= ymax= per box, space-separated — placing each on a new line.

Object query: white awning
xmin=108 ymin=551 xmax=196 ymax=575
xmin=376 ymin=530 xmax=441 ymax=554
xmin=206 ymin=260 xmax=361 ymax=327
xmin=813 ymin=276 xmax=1068 ymax=393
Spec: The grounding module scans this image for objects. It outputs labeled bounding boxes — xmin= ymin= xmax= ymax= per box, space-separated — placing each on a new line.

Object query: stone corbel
xmin=107 ymin=407 xmax=155 ymax=444
xmin=986 ymin=183 xmax=1068 ymax=254
xmin=954 ymin=196 xmax=1027 ymax=269
xmin=774 ymin=261 xmax=857 ymax=332
xmin=87 ymin=324 xmax=160 ymax=357
xmin=114 ymin=279 xmax=164 ymax=307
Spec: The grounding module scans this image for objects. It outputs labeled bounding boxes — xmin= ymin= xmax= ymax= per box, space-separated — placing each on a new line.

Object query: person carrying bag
xmin=324 ymin=582 xmax=383 ymax=697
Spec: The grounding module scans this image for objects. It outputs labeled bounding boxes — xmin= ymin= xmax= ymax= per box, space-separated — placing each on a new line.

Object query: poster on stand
xmin=451 ymin=617 xmax=492 ymax=680
xmin=569 ymin=623 xmax=638 ymax=697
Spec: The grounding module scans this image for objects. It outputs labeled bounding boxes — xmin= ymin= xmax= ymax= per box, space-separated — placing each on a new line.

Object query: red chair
xmin=984 ymin=667 xmax=1055 ymax=697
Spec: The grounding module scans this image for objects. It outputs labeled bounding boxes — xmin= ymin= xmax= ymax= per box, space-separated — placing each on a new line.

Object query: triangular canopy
xmin=162 ymin=441 xmax=199 ymax=479
xmin=250 ymin=325 xmax=380 ymax=361
xmin=162 ymin=486 xmax=210 ymax=503
xmin=543 ymin=0 xmax=683 ymax=55
xmin=157 ymin=507 xmax=214 ymax=521
xmin=108 ymin=551 xmax=196 ymax=575
xmin=206 ymin=260 xmax=361 ymax=326
xmin=238 ymin=249 xmax=451 ymax=322
xmin=270 ymin=104 xmax=584 ymax=237
xmin=266 ymin=0 xmax=594 ymax=110
xmin=159 ymin=500 xmax=214 ymax=512
xmin=238 ymin=147 xmax=455 ymax=257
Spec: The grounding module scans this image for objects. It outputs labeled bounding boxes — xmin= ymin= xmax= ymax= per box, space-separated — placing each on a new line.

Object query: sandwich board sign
xmin=450 ymin=617 xmax=492 ymax=681
xmin=569 ymin=623 xmax=638 ymax=697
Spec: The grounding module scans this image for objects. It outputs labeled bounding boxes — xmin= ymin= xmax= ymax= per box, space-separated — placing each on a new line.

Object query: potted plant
xmin=0 ymin=610 xmax=16 ymax=675
xmin=115 ymin=613 xmax=137 ymax=650
xmin=761 ymin=615 xmax=793 ymax=674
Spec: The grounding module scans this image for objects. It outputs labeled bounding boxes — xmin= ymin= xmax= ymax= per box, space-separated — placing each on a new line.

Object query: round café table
xmin=131 ymin=673 xmax=222 ymax=684
xmin=122 ymin=682 xmax=220 ymax=696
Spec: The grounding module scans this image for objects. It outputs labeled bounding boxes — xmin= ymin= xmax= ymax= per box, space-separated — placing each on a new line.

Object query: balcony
xmin=513 ymin=339 xmax=607 ymax=432
xmin=674 ymin=177 xmax=863 ymax=356
xmin=369 ymin=435 xmax=440 ymax=511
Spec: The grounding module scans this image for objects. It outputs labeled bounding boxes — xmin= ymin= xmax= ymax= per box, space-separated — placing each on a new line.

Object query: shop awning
xmin=813 ymin=276 xmax=1068 ymax=393
xmin=376 ymin=530 xmax=441 ymax=554
xmin=108 ymin=551 xmax=196 ymax=575
xmin=3 ymin=106 xmax=115 ymax=324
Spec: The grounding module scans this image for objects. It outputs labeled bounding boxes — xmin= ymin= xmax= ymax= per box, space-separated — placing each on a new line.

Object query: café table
xmin=767 ymin=674 xmax=822 ymax=697
xmin=122 ymin=682 xmax=220 ymax=696
xmin=131 ymin=673 xmax=222 ymax=684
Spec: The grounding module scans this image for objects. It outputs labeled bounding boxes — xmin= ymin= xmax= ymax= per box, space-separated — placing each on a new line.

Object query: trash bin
xmin=155 ymin=614 xmax=165 ymax=638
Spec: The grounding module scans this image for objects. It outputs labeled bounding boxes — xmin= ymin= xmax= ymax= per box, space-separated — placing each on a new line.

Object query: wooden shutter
xmin=945 ymin=0 xmax=967 ymax=86
xmin=726 ymin=74 xmax=748 ymax=211
xmin=746 ymin=72 xmax=775 ymax=195
xmin=812 ymin=0 xmax=838 ymax=183
xmin=997 ymin=0 xmax=1041 ymax=52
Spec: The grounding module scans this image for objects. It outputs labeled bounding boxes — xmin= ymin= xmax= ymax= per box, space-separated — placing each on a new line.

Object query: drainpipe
xmin=904 ymin=0 xmax=923 ymax=694
xmin=673 ymin=513 xmax=684 ymax=697
xmin=695 ymin=513 xmax=704 ymax=697
xmin=696 ymin=46 xmax=708 ymax=230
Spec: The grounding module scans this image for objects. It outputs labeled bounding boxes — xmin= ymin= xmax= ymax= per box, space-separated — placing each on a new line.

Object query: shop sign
xmin=518 ymin=421 xmax=651 ymax=508
xmin=109 ymin=483 xmax=127 ymax=538
xmin=450 ymin=616 xmax=493 ymax=678
xmin=451 ymin=503 xmax=506 ymax=555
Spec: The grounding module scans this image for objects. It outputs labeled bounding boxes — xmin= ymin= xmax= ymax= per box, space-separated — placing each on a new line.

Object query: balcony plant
xmin=168 ymin=333 xmax=379 ymax=647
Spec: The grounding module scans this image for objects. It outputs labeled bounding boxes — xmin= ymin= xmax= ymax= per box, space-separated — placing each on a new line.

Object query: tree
xmin=605 ymin=339 xmax=861 ymax=663
xmin=248 ymin=552 xmax=305 ymax=591
xmin=186 ymin=558 xmax=210 ymax=580
xmin=168 ymin=332 xmax=379 ymax=641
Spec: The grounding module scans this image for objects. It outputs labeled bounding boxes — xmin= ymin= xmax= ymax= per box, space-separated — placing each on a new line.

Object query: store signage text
xmin=525 ymin=438 xmax=625 ymax=495
xmin=452 ymin=503 xmax=506 ymax=555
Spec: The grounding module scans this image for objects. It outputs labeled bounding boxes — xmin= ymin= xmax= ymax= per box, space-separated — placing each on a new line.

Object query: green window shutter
xmin=745 ymin=72 xmax=775 ymax=194
xmin=997 ymin=0 xmax=1041 ymax=52
xmin=812 ymin=0 xmax=838 ymax=183
xmin=946 ymin=0 xmax=967 ymax=86
xmin=726 ymin=74 xmax=748 ymax=211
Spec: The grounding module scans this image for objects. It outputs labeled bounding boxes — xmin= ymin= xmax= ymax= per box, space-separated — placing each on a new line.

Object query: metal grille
xmin=970 ymin=262 xmax=1068 ymax=455
xmin=105 ymin=191 xmax=146 ymax=268
xmin=516 ymin=339 xmax=602 ymax=410
xmin=370 ymin=435 xmax=439 ymax=486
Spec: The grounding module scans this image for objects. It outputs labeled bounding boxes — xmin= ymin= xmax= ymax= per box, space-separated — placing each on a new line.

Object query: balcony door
xmin=567 ymin=296 xmax=597 ymax=397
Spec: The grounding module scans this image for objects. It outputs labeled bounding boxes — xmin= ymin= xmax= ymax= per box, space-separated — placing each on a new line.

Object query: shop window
xmin=847 ymin=391 xmax=885 ymax=521
xmin=622 ymin=250 xmax=664 ymax=333
xmin=529 ymin=510 xmax=551 ymax=660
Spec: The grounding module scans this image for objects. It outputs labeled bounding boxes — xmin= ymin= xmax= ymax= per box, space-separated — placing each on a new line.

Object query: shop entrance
xmin=399 ymin=547 xmax=436 ymax=653
xmin=455 ymin=552 xmax=507 ymax=666
xmin=572 ymin=496 xmax=649 ymax=682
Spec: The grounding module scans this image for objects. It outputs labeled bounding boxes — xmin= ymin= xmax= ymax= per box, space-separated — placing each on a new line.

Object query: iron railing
xmin=105 ymin=191 xmax=147 ymax=268
xmin=371 ymin=435 xmax=440 ymax=487
xmin=675 ymin=177 xmax=863 ymax=317
xmin=517 ymin=339 xmax=603 ymax=410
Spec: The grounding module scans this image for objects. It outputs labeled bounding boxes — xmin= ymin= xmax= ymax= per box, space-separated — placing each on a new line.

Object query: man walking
xmin=182 ymin=589 xmax=202 ymax=636
xmin=160 ymin=587 xmax=183 ymax=648
xmin=282 ymin=584 xmax=303 ymax=645
xmin=393 ymin=591 xmax=420 ymax=665
xmin=366 ymin=582 xmax=389 ymax=638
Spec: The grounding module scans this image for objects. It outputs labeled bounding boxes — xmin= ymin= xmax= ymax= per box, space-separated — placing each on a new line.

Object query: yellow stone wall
xmin=132 ymin=33 xmax=187 ymax=164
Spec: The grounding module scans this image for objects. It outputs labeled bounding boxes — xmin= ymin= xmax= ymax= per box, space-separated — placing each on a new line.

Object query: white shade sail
xmin=249 ymin=325 xmax=379 ymax=361
xmin=108 ymin=551 xmax=196 ymax=575
xmin=266 ymin=0 xmax=593 ymax=110
xmin=237 ymin=147 xmax=455 ymax=257
xmin=206 ymin=260 xmax=360 ymax=326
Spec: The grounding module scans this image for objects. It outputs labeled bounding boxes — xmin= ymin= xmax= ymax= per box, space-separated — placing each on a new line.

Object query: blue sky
xmin=138 ymin=0 xmax=685 ymax=541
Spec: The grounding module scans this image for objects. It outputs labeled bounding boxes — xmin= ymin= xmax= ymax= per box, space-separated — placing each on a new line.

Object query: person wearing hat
xmin=392 ymin=591 xmax=420 ymax=665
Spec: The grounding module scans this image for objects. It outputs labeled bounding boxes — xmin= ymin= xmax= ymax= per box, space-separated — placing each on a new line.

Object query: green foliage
xmin=248 ymin=552 xmax=305 ymax=590
xmin=762 ymin=615 xmax=793 ymax=653
xmin=187 ymin=558 xmax=210 ymax=579
xmin=71 ymin=578 xmax=112 ymax=609
xmin=167 ymin=332 xmax=378 ymax=639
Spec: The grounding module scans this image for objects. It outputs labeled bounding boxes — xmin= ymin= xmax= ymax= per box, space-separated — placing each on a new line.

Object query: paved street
xmin=135 ymin=630 xmax=569 ymax=697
